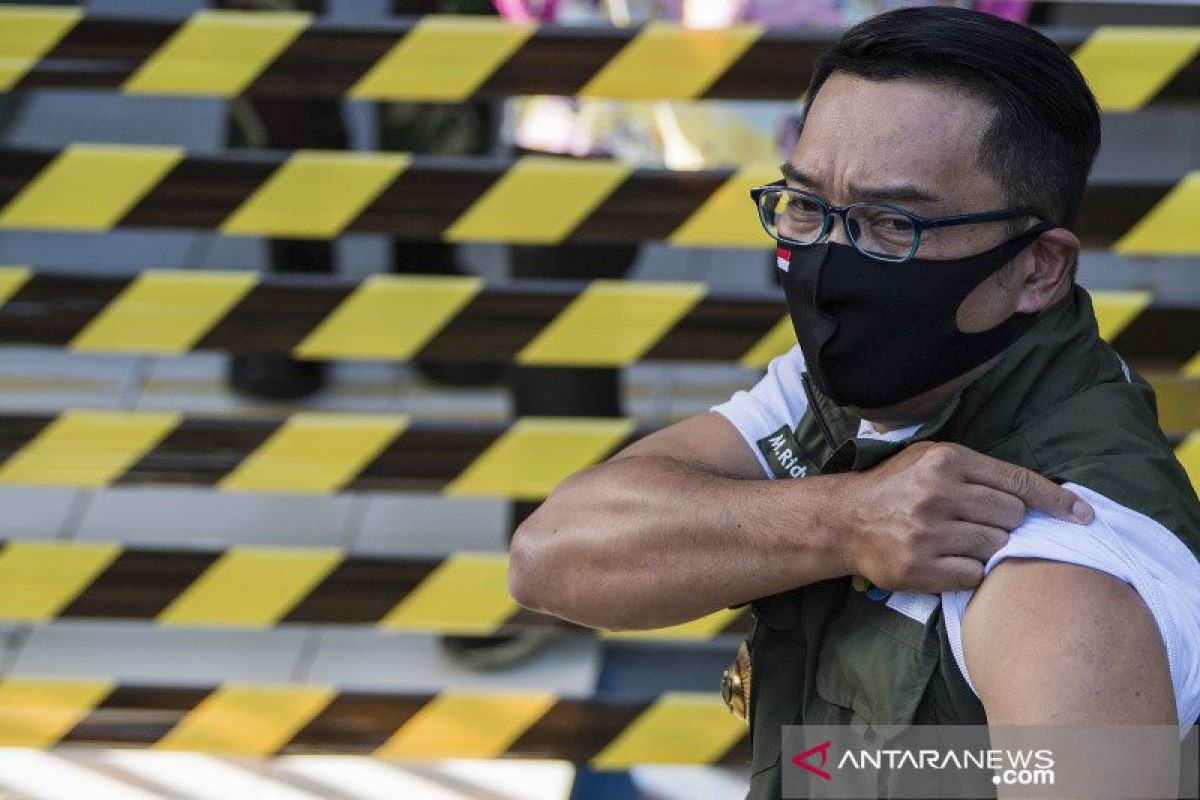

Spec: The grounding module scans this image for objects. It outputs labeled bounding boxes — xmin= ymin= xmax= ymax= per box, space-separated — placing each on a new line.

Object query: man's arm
xmin=508 ymin=411 xmax=1092 ymax=631
xmin=962 ymin=558 xmax=1179 ymax=796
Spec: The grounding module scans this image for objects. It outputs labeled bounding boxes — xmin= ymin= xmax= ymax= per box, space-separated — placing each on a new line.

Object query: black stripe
xmin=703 ymin=34 xmax=823 ymax=100
xmin=287 ymin=692 xmax=430 ymax=753
xmin=282 ymin=556 xmax=441 ymax=624
xmin=121 ymin=156 xmax=280 ymax=229
xmin=416 ymin=286 xmax=574 ymax=363
xmin=347 ymin=159 xmax=503 ymax=237
xmin=506 ymin=697 xmax=647 ymax=761
xmin=1076 ymin=181 xmax=1171 ymax=248
xmin=195 ymin=281 xmax=352 ymax=354
xmin=1112 ymin=307 xmax=1200 ymax=373
xmin=59 ymin=685 xmax=212 ymax=747
xmin=346 ymin=425 xmax=502 ymax=492
xmin=14 ymin=18 xmax=176 ymax=91
xmin=643 ymin=296 xmax=782 ymax=362
xmin=0 ymin=273 xmax=131 ymax=347
xmin=0 ymin=150 xmax=55 ymax=209
xmin=0 ymin=414 xmax=55 ymax=462
xmin=472 ymin=29 xmax=629 ymax=98
xmin=58 ymin=549 xmax=221 ymax=620
xmin=245 ymin=27 xmax=399 ymax=98
xmin=568 ymin=172 xmax=728 ymax=244
xmin=114 ymin=416 xmax=281 ymax=487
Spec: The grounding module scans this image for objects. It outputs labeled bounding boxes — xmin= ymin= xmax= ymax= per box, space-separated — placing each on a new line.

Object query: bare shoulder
xmin=961 ymin=557 xmax=1176 ymax=725
xmin=608 ymin=411 xmax=765 ymax=481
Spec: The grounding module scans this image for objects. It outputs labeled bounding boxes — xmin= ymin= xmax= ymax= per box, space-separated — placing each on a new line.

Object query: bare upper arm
xmin=608 ymin=411 xmax=766 ymax=480
xmin=962 ymin=557 xmax=1175 ymax=725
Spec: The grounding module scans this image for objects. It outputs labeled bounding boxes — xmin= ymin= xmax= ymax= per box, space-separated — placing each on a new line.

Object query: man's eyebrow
xmin=779 ymin=162 xmax=942 ymax=205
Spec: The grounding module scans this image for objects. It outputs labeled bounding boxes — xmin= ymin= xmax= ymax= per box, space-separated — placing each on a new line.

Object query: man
xmin=508 ymin=7 xmax=1200 ymax=798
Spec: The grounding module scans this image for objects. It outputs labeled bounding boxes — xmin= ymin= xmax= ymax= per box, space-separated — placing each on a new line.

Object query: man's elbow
xmin=508 ymin=511 xmax=550 ymax=612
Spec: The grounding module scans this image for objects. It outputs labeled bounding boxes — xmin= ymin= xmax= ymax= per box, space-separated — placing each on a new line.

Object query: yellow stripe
xmin=0 ymin=6 xmax=81 ymax=91
xmin=739 ymin=315 xmax=794 ymax=369
xmin=445 ymin=417 xmax=633 ymax=500
xmin=1091 ymin=290 xmax=1152 ymax=341
xmin=580 ymin=22 xmax=761 ymax=99
xmin=219 ymin=412 xmax=407 ymax=494
xmin=158 ymin=546 xmax=342 ymax=628
xmin=1072 ymin=27 xmax=1200 ymax=112
xmin=123 ymin=10 xmax=310 ymax=97
xmin=294 ymin=275 xmax=481 ymax=360
xmin=222 ymin=151 xmax=408 ymax=239
xmin=0 ymin=144 xmax=182 ymax=231
xmin=351 ymin=16 xmax=533 ymax=102
xmin=375 ymin=691 xmax=555 ymax=760
xmin=669 ymin=164 xmax=778 ymax=247
xmin=379 ymin=552 xmax=515 ymax=633
xmin=1183 ymin=353 xmax=1200 ymax=378
xmin=0 ymin=541 xmax=120 ymax=622
xmin=445 ymin=156 xmax=629 ymax=245
xmin=518 ymin=280 xmax=706 ymax=367
xmin=602 ymin=608 xmax=743 ymax=641
xmin=1177 ymin=432 xmax=1200 ymax=490
xmin=70 ymin=270 xmax=256 ymax=354
xmin=157 ymin=684 xmax=334 ymax=756
xmin=1114 ymin=172 xmax=1200 ymax=255
xmin=0 ymin=678 xmax=112 ymax=748
xmin=0 ymin=410 xmax=179 ymax=488
xmin=590 ymin=692 xmax=745 ymax=768
xmin=0 ymin=265 xmax=32 ymax=304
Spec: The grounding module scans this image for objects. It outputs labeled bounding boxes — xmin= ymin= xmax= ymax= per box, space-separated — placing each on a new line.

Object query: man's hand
xmin=837 ymin=442 xmax=1094 ymax=593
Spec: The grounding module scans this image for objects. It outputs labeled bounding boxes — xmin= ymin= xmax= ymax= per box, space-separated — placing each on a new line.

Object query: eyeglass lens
xmin=758 ymin=188 xmax=917 ymax=260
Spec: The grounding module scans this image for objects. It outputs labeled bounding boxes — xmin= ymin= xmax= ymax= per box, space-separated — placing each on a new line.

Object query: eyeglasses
xmin=749 ymin=180 xmax=1048 ymax=263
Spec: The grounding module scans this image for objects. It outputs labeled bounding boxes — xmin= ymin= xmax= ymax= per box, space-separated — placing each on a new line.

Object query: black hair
xmin=800 ymin=7 xmax=1101 ymax=231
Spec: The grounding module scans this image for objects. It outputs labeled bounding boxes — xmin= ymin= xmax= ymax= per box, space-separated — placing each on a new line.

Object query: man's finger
xmin=937 ymin=522 xmax=1009 ymax=563
xmin=923 ymin=556 xmax=985 ymax=593
xmin=962 ymin=452 xmax=1094 ymax=524
xmin=950 ymin=486 xmax=1026 ymax=530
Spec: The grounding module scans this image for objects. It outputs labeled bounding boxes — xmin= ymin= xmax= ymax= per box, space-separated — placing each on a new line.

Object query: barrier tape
xmin=0 ymin=411 xmax=1195 ymax=494
xmin=2 ymin=9 xmax=1198 ymax=111
xmin=0 ymin=678 xmax=751 ymax=765
xmin=2 ymin=269 xmax=1197 ymax=373
xmin=0 ymin=540 xmax=751 ymax=640
xmin=0 ymin=149 xmax=1197 ymax=253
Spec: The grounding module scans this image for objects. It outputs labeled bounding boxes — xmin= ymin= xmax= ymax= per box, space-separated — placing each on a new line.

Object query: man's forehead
xmin=792 ymin=73 xmax=998 ymax=203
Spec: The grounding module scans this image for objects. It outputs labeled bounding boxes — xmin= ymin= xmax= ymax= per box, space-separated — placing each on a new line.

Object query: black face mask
xmin=779 ymin=224 xmax=1051 ymax=410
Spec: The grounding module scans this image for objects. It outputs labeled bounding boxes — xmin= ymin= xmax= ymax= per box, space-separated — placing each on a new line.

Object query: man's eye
xmin=872 ymin=214 xmax=914 ymax=232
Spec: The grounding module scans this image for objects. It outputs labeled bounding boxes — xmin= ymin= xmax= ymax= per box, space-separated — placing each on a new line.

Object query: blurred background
xmin=0 ymin=0 xmax=1197 ymax=797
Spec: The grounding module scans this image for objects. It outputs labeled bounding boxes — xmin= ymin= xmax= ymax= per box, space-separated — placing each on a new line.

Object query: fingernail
xmin=1072 ymin=500 xmax=1094 ymax=524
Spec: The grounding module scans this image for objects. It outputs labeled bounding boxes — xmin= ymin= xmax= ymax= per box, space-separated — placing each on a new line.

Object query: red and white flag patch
xmin=776 ymin=246 xmax=791 ymax=273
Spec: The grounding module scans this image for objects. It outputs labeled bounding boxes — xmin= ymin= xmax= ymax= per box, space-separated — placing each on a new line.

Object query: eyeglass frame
xmin=748 ymin=179 xmax=1053 ymax=263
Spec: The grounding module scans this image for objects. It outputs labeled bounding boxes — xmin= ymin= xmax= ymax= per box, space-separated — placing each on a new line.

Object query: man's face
xmin=787 ymin=72 xmax=1043 ymax=419
xmin=789 ymin=72 xmax=1013 ymax=262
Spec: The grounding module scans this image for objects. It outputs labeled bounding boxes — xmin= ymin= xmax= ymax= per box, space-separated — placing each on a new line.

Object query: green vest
xmin=741 ymin=285 xmax=1200 ymax=799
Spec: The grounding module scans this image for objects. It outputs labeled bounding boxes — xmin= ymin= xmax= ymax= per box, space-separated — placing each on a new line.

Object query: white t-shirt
xmin=711 ymin=344 xmax=1200 ymax=734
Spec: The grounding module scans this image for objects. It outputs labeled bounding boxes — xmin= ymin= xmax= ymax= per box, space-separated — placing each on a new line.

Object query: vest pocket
xmin=747 ymin=588 xmax=807 ymax=778
xmin=812 ymin=589 xmax=939 ymax=738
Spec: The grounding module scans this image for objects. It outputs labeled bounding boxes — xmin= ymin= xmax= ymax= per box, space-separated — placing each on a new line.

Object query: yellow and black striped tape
xmin=0 ymin=677 xmax=750 ymax=766
xmin=0 ymin=413 xmax=636 ymax=498
xmin=0 ymin=412 xmax=1197 ymax=494
xmin=0 ymin=149 xmax=1196 ymax=252
xmin=0 ymin=539 xmax=751 ymax=640
xmin=2 ymin=8 xmax=1198 ymax=111
xmin=3 ymin=269 xmax=1198 ymax=374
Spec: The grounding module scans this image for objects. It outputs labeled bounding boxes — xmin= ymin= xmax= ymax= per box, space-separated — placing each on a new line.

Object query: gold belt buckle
xmin=720 ymin=638 xmax=753 ymax=724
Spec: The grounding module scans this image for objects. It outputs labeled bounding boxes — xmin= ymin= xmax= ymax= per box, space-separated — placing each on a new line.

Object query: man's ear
xmin=1015 ymin=228 xmax=1080 ymax=313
